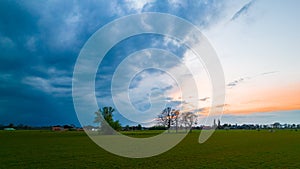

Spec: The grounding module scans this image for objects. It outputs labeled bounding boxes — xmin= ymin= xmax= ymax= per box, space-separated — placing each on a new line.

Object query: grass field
xmin=1 ymin=130 xmax=300 ymax=168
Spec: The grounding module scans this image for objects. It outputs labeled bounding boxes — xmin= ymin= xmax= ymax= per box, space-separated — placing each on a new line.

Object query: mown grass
xmin=0 ymin=130 xmax=300 ymax=168
xmin=120 ymin=130 xmax=164 ymax=137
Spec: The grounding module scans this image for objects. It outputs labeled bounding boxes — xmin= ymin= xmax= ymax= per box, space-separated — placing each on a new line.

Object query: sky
xmin=0 ymin=0 xmax=299 ymax=127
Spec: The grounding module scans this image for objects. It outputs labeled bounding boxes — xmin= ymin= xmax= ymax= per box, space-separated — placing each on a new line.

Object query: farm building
xmin=52 ymin=126 xmax=63 ymax=131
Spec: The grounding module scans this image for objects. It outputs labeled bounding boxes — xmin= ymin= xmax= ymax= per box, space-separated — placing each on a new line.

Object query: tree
xmin=158 ymin=107 xmax=180 ymax=133
xmin=213 ymin=119 xmax=217 ymax=128
xmin=218 ymin=119 xmax=221 ymax=129
xmin=94 ymin=107 xmax=122 ymax=134
xmin=181 ymin=112 xmax=197 ymax=133
xmin=273 ymin=122 xmax=281 ymax=129
xmin=125 ymin=125 xmax=130 ymax=131
xmin=8 ymin=123 xmax=14 ymax=128
xmin=137 ymin=124 xmax=142 ymax=130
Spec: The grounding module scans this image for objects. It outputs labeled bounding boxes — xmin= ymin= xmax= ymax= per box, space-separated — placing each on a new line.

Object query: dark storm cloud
xmin=0 ymin=0 xmax=231 ymax=126
xmin=1 ymin=0 xmax=173 ymax=126
xmin=0 ymin=0 xmax=120 ymax=126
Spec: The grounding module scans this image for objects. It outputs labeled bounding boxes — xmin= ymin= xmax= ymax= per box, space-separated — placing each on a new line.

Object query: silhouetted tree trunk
xmin=158 ymin=107 xmax=179 ymax=133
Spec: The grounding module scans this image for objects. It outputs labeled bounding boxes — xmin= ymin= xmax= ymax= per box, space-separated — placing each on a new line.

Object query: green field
xmin=1 ymin=130 xmax=300 ymax=168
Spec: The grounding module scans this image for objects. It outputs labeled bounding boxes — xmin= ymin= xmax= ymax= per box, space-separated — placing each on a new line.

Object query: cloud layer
xmin=1 ymin=0 xmax=299 ymax=126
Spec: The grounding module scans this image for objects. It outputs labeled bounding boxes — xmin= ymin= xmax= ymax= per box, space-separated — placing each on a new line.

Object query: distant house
xmin=4 ymin=128 xmax=16 ymax=131
xmin=91 ymin=128 xmax=99 ymax=132
xmin=52 ymin=126 xmax=63 ymax=131
xmin=202 ymin=126 xmax=212 ymax=130
xmin=63 ymin=125 xmax=76 ymax=131
xmin=52 ymin=125 xmax=80 ymax=131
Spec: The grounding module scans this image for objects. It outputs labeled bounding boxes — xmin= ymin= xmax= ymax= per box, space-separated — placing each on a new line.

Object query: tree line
xmin=93 ymin=106 xmax=300 ymax=134
xmin=94 ymin=106 xmax=198 ymax=134
xmin=2 ymin=106 xmax=299 ymax=132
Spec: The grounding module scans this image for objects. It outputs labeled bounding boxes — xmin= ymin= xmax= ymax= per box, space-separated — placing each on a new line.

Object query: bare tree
xmin=181 ymin=112 xmax=197 ymax=133
xmin=158 ymin=107 xmax=180 ymax=133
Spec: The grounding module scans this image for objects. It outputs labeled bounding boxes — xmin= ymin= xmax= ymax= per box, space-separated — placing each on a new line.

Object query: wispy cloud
xmin=22 ymin=76 xmax=72 ymax=97
xmin=199 ymin=97 xmax=210 ymax=102
xmin=227 ymin=71 xmax=278 ymax=88
xmin=124 ymin=0 xmax=154 ymax=13
xmin=260 ymin=71 xmax=278 ymax=76
xmin=227 ymin=78 xmax=245 ymax=87
xmin=230 ymin=0 xmax=256 ymax=21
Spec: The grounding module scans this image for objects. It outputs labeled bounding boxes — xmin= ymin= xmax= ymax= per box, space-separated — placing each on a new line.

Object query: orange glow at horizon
xmin=194 ymin=82 xmax=300 ymax=117
xmin=224 ymin=82 xmax=300 ymax=115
